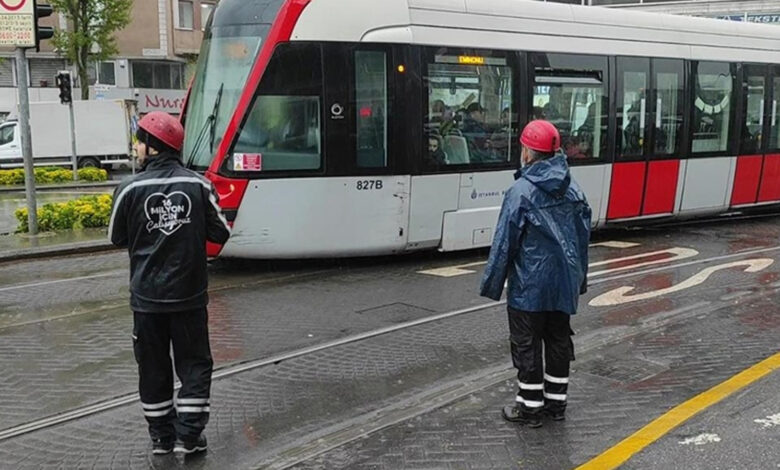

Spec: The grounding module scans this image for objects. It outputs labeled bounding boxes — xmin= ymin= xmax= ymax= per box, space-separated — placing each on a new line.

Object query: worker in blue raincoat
xmin=480 ymin=120 xmax=591 ymax=428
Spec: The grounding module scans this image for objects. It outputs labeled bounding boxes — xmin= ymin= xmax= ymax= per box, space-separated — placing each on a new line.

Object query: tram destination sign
xmin=714 ymin=13 xmax=780 ymax=24
xmin=0 ymin=0 xmax=35 ymax=47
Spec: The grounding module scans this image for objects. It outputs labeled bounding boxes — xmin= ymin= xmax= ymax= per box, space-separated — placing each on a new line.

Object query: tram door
xmin=731 ymin=65 xmax=780 ymax=206
xmin=319 ymin=44 xmax=410 ymax=255
xmin=607 ymin=58 xmax=685 ymax=219
xmin=763 ymin=66 xmax=780 ymax=201
xmin=678 ymin=61 xmax=736 ymax=213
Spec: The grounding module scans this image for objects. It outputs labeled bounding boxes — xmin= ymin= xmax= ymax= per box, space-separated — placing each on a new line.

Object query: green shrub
xmin=0 ymin=167 xmax=108 ymax=185
xmin=35 ymin=168 xmax=72 ymax=184
xmin=77 ymin=167 xmax=108 ymax=182
xmin=0 ymin=169 xmax=24 ymax=185
xmin=15 ymin=194 xmax=113 ymax=233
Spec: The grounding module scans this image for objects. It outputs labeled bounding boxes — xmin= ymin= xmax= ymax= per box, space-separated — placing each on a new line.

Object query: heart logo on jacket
xmin=144 ymin=191 xmax=193 ymax=236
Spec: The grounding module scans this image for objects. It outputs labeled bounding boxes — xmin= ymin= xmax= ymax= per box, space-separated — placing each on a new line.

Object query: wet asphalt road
xmin=0 ymin=216 xmax=779 ymax=468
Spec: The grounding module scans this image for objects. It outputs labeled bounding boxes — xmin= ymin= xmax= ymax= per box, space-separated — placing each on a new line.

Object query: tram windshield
xmin=183 ymin=24 xmax=265 ymax=170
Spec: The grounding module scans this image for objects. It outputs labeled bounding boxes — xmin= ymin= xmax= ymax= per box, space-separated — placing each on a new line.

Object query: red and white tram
xmin=182 ymin=0 xmax=780 ymax=259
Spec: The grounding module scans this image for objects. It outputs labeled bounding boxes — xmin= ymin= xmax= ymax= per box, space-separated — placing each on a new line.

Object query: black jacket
xmin=108 ymin=153 xmax=231 ymax=313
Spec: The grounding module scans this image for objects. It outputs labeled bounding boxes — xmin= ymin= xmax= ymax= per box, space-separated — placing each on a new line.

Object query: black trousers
xmin=132 ymin=308 xmax=213 ymax=442
xmin=508 ymin=308 xmax=574 ymax=414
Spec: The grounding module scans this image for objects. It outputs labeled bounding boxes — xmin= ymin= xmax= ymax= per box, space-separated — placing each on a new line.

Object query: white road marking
xmin=755 ymin=413 xmax=780 ymax=428
xmin=590 ymin=241 xmax=640 ymax=249
xmin=588 ymin=247 xmax=699 ymax=277
xmin=589 ymin=258 xmax=774 ymax=306
xmin=679 ymin=433 xmax=721 ymax=446
xmin=417 ymin=262 xmax=486 ymax=278
xmin=589 ymin=245 xmax=780 ymax=286
xmin=418 ymin=247 xmax=697 ymax=278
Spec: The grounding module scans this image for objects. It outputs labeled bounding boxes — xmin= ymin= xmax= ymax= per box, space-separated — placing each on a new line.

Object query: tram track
xmin=0 ymin=300 xmax=505 ymax=442
xmin=0 ymin=267 xmax=339 ymax=331
xmin=2 ymin=242 xmax=779 ymax=443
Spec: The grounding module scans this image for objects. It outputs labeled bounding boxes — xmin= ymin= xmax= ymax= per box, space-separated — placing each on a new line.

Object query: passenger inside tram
xmin=563 ymin=135 xmax=590 ymax=160
xmin=489 ymin=107 xmax=512 ymax=160
xmin=430 ymin=100 xmax=448 ymax=123
xmin=461 ymin=103 xmax=491 ymax=162
xmin=623 ymin=102 xmax=642 ymax=154
xmin=426 ymin=134 xmax=448 ymax=165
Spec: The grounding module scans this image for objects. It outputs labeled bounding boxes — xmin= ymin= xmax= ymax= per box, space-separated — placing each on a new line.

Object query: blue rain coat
xmin=479 ymin=154 xmax=591 ymax=315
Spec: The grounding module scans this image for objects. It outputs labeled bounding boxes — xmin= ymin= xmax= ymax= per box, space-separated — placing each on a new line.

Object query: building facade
xmin=0 ymin=0 xmax=216 ymax=120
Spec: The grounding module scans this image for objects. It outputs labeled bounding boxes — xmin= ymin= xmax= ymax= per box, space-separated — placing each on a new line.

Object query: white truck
xmin=0 ymin=99 xmax=137 ymax=171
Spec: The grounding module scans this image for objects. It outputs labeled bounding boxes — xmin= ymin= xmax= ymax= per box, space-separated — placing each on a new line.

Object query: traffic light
xmin=56 ymin=71 xmax=72 ymax=104
xmin=34 ymin=1 xmax=55 ymax=51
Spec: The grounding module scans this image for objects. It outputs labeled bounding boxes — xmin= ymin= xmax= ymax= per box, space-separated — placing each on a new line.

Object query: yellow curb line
xmin=576 ymin=351 xmax=780 ymax=470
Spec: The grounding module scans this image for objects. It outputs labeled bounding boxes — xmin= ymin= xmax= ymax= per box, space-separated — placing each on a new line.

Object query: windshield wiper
xmin=185 ymin=82 xmax=224 ymax=168
xmin=209 ymin=83 xmax=224 ymax=154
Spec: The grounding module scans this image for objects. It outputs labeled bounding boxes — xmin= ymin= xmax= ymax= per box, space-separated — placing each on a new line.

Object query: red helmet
xmin=137 ymin=111 xmax=184 ymax=152
xmin=520 ymin=120 xmax=560 ymax=153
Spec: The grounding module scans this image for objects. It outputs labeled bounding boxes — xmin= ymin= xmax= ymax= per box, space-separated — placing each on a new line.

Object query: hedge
xmin=0 ymin=167 xmax=108 ymax=186
xmin=15 ymin=194 xmax=113 ymax=233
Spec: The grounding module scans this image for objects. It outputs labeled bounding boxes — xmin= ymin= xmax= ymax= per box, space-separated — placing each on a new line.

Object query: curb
xmin=0 ymin=240 xmax=117 ymax=263
xmin=0 ymin=181 xmax=120 ymax=193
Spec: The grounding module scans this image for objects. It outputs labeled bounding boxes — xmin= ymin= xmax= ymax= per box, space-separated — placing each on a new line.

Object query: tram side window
xmin=355 ymin=51 xmax=388 ymax=168
xmin=532 ymin=54 xmax=608 ymax=161
xmin=423 ymin=51 xmax=514 ymax=167
xmin=617 ymin=57 xmax=649 ymax=159
xmin=740 ymin=71 xmax=766 ymax=155
xmin=771 ymin=77 xmax=780 ymax=149
xmin=691 ymin=61 xmax=734 ymax=154
xmin=653 ymin=59 xmax=684 ymax=156
xmin=232 ymin=43 xmax=323 ymax=171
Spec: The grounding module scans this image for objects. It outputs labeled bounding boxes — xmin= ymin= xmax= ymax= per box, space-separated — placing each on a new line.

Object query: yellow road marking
xmin=576 ymin=351 xmax=780 ymax=470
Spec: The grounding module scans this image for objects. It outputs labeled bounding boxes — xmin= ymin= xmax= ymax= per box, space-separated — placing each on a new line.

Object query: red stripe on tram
xmin=204 ymin=0 xmax=312 ymax=257
xmin=731 ymin=155 xmax=762 ymax=206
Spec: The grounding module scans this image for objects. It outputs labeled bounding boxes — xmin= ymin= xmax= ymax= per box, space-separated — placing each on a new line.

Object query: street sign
xmin=0 ymin=0 xmax=35 ymax=47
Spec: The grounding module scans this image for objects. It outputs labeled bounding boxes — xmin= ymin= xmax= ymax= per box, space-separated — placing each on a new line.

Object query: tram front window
xmin=183 ymin=24 xmax=265 ymax=170
xmin=233 ymin=95 xmax=321 ymax=171
xmin=231 ymin=43 xmax=323 ymax=172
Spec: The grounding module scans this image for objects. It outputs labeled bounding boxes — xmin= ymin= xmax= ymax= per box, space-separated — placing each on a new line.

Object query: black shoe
xmin=174 ymin=434 xmax=207 ymax=454
xmin=152 ymin=438 xmax=174 ymax=455
xmin=543 ymin=404 xmax=566 ymax=421
xmin=502 ymin=405 xmax=542 ymax=428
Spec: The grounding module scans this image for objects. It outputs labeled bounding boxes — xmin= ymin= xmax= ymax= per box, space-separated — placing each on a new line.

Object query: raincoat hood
xmin=515 ymin=153 xmax=571 ymax=199
xmin=518 ymin=154 xmax=571 ymax=198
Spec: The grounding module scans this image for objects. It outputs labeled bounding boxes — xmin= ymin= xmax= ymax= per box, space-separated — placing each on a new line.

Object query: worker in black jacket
xmin=108 ymin=111 xmax=231 ymax=455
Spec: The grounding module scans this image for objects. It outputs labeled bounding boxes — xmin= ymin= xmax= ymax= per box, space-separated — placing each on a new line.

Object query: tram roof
xmin=289 ymin=0 xmax=780 ymax=63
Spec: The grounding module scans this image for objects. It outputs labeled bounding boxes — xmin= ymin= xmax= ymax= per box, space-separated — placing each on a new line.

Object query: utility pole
xmin=15 ymin=48 xmax=38 ymax=235
xmin=3 ymin=0 xmax=56 ymax=235
xmin=69 ymin=97 xmax=78 ymax=180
